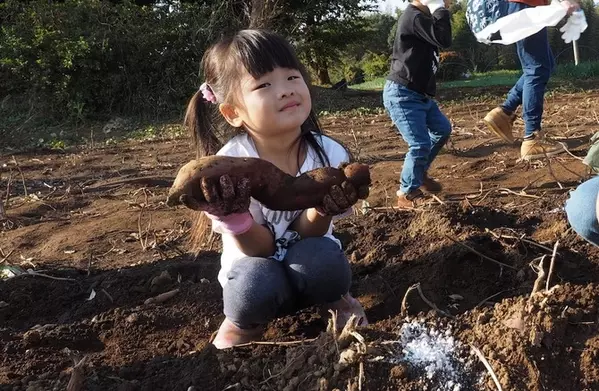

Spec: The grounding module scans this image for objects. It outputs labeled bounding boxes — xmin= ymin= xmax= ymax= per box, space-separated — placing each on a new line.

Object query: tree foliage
xmin=2 ymin=0 xmax=599 ymax=122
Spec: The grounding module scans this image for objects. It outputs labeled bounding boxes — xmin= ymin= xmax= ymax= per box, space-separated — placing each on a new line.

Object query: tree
xmin=275 ymin=0 xmax=378 ymax=85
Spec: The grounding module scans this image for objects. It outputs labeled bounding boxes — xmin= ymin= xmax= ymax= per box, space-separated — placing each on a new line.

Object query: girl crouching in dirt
xmin=383 ymin=0 xmax=453 ymax=209
xmin=565 ymin=177 xmax=599 ymax=247
xmin=182 ymin=29 xmax=368 ymax=349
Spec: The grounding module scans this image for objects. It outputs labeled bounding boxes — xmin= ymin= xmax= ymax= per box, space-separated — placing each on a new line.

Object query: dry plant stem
xmin=231 ymin=338 xmax=318 ymax=348
xmin=471 ymin=345 xmax=503 ymax=391
xmin=259 ymin=348 xmax=308 ymax=385
xmin=358 ymin=361 xmax=364 ymax=391
xmin=66 ymin=356 xmax=89 ymax=391
xmin=475 ymin=290 xmax=509 ymax=308
xmin=0 ymin=249 xmax=14 ymax=264
xmin=497 ymin=188 xmax=540 ymax=199
xmin=445 ymin=235 xmax=518 ymax=270
xmin=0 ymin=196 xmax=5 ymax=220
xmin=487 ymin=230 xmax=554 ymax=253
xmin=431 ymin=194 xmax=446 ymax=205
xmin=144 ymin=288 xmax=180 ymax=305
xmin=413 ymin=283 xmax=454 ymax=318
xmin=101 ymin=289 xmax=114 ymax=303
xmin=553 ymin=156 xmax=586 ymax=180
xmin=542 ymin=152 xmax=563 ymax=189
xmin=466 ymin=182 xmax=484 ymax=200
xmin=11 ymin=156 xmax=28 ymax=197
xmin=545 ymin=241 xmax=559 ymax=292
xmin=20 ymin=270 xmax=77 ymax=282
xmin=557 ymin=141 xmax=584 ymax=161
xmin=401 ymin=284 xmax=419 ymax=317
xmin=4 ymin=169 xmax=13 ymax=208
xmin=530 ymin=256 xmax=547 ymax=298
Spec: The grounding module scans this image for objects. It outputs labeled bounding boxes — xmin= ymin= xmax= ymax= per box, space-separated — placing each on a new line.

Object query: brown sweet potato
xmin=166 ymin=156 xmax=370 ymax=211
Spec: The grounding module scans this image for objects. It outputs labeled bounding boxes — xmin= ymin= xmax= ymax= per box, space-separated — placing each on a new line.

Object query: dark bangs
xmin=233 ymin=30 xmax=304 ymax=79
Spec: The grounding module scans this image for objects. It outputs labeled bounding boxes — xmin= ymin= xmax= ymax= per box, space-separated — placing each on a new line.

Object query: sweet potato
xmin=166 ymin=156 xmax=370 ymax=211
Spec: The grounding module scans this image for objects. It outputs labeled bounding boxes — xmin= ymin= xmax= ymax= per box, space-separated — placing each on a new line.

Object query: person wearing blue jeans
xmin=565 ymin=177 xmax=599 ymax=247
xmin=383 ymin=82 xmax=452 ymax=206
xmin=483 ymin=0 xmax=579 ymax=161
xmin=383 ymin=0 xmax=452 ymax=208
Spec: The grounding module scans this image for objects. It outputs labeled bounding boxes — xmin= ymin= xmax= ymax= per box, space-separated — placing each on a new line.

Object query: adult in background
xmin=483 ymin=0 xmax=580 ymax=161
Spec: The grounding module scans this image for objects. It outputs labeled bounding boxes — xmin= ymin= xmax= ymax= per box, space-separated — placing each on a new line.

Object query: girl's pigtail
xmin=183 ymin=89 xmax=222 ymax=255
xmin=184 ymin=89 xmax=222 ymax=158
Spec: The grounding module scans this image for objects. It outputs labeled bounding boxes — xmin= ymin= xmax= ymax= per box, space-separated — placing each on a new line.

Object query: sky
xmin=379 ymin=0 xmax=408 ymax=14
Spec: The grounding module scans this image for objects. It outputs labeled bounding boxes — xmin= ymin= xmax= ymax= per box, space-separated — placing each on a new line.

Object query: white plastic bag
xmin=473 ymin=0 xmax=567 ymax=45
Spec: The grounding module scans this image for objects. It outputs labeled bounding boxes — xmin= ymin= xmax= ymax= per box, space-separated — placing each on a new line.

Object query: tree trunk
xmin=249 ymin=0 xmax=279 ymax=29
xmin=316 ymin=59 xmax=331 ymax=85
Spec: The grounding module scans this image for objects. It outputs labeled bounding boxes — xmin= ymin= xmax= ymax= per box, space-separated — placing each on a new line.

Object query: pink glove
xmin=205 ymin=211 xmax=253 ymax=235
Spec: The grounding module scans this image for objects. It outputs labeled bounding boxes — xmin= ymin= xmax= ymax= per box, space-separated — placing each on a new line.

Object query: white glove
xmin=560 ymin=10 xmax=588 ymax=43
xmin=421 ymin=0 xmax=445 ymax=14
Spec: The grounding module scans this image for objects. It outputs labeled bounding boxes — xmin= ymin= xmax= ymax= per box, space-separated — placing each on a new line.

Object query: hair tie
xmin=199 ymin=82 xmax=217 ymax=104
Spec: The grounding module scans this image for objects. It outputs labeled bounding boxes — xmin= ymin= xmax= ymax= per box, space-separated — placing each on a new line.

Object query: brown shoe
xmin=520 ymin=132 xmax=566 ymax=161
xmin=420 ymin=174 xmax=442 ymax=193
xmin=483 ymin=107 xmax=516 ymax=143
xmin=397 ymin=189 xmax=425 ymax=209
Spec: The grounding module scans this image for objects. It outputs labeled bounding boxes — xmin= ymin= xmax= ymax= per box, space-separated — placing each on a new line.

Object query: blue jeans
xmin=565 ymin=177 xmax=599 ymax=247
xmin=222 ymin=237 xmax=351 ymax=328
xmin=502 ymin=2 xmax=555 ymax=137
xmin=382 ymin=80 xmax=452 ymax=194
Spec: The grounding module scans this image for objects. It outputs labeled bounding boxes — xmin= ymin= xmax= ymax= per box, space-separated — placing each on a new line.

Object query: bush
xmin=360 ymin=51 xmax=389 ymax=81
xmin=437 ymin=51 xmax=469 ymax=81
xmin=0 ymin=0 xmax=243 ymax=121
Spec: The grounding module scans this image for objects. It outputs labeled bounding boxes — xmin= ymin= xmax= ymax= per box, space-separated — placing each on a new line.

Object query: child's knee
xmin=287 ymin=238 xmax=352 ymax=301
xmin=565 ymin=178 xmax=599 ymax=246
xmin=223 ymin=257 xmax=291 ymax=326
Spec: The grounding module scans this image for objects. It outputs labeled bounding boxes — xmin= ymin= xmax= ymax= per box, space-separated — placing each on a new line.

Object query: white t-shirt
xmin=212 ymin=133 xmax=351 ymax=287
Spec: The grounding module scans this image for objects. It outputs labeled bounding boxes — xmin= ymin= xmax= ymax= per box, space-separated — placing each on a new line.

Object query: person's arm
xmin=412 ymin=3 xmax=452 ymax=49
xmin=289 ymin=208 xmax=333 ymax=238
xmin=228 ymin=220 xmax=276 ymax=257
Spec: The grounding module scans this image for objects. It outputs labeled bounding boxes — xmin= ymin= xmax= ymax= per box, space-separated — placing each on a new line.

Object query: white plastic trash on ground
xmin=372 ymin=319 xmax=483 ymax=391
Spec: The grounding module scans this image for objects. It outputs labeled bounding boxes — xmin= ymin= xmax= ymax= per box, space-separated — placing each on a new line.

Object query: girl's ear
xmin=219 ymin=103 xmax=244 ymax=128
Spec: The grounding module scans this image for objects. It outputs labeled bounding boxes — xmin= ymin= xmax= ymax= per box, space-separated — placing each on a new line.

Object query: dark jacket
xmin=387 ymin=4 xmax=452 ymax=97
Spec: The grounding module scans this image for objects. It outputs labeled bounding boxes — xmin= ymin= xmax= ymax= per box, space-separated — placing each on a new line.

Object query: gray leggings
xmin=223 ymin=237 xmax=352 ymax=328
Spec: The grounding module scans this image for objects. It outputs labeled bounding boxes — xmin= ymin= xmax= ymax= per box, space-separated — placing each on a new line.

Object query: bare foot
xmin=324 ymin=293 xmax=368 ymax=329
xmin=211 ymin=318 xmax=262 ymax=349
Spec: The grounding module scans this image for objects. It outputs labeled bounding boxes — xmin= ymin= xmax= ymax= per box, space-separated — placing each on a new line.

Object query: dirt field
xmin=1 ymin=85 xmax=599 ymax=391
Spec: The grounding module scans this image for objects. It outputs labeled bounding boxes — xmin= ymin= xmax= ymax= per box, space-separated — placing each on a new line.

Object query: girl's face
xmin=221 ymin=66 xmax=312 ymax=138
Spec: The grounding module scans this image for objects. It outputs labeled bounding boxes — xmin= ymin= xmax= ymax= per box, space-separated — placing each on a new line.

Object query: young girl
xmin=182 ymin=29 xmax=368 ymax=349
xmin=383 ymin=0 xmax=453 ymax=208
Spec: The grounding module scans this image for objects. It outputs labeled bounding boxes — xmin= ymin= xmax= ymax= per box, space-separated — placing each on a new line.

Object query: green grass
xmin=350 ymin=70 xmax=520 ymax=91
xmin=350 ymin=61 xmax=599 ymax=91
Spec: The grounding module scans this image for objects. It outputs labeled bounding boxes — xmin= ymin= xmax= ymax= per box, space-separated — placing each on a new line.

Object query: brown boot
xmin=483 ymin=107 xmax=516 ymax=142
xmin=420 ymin=174 xmax=442 ymax=193
xmin=396 ymin=188 xmax=425 ymax=209
xmin=520 ymin=132 xmax=565 ymax=161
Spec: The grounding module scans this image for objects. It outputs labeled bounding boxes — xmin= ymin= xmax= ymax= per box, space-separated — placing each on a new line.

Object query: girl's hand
xmin=316 ymin=181 xmax=365 ymax=216
xmin=179 ymin=174 xmax=251 ymax=216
